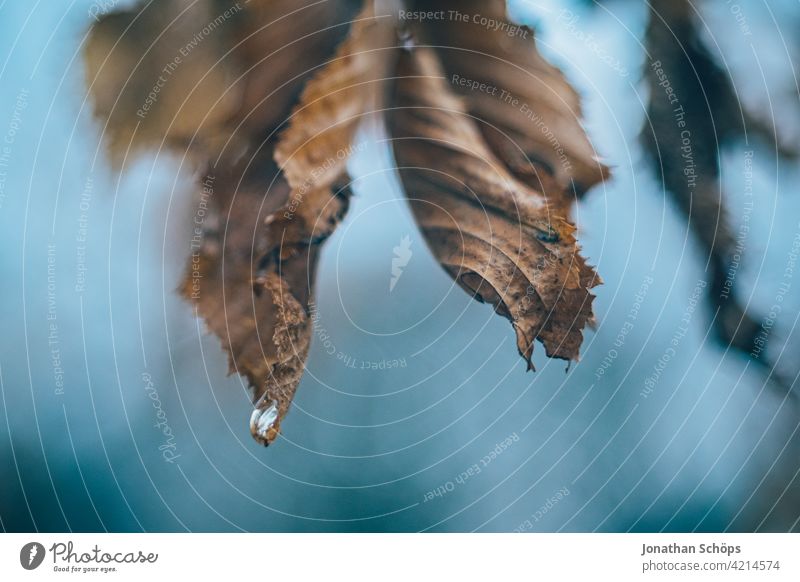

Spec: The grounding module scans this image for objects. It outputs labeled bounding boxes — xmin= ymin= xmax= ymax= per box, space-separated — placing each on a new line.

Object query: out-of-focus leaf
xmin=84 ymin=0 xmax=357 ymax=163
xmin=86 ymin=0 xmax=361 ymax=445
xmin=270 ymin=0 xmax=396 ymax=257
xmin=181 ymin=153 xmax=351 ymax=445
xmin=642 ymin=0 xmax=794 ymax=362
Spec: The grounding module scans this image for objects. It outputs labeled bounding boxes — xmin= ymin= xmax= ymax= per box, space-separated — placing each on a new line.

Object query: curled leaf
xmin=389 ymin=48 xmax=599 ymax=367
xmin=406 ymin=0 xmax=609 ymax=203
xmin=642 ymin=0 xmax=788 ymax=362
xmin=274 ymin=0 xmax=397 ymax=196
xmin=88 ymin=0 xmax=609 ymax=446
xmin=180 ymin=157 xmax=308 ymax=445
xmin=87 ymin=0 xmax=364 ymax=445
xmin=182 ymin=153 xmax=351 ymax=446
xmin=84 ymin=0 xmax=243 ymax=163
xmin=84 ymin=0 xmax=358 ymax=162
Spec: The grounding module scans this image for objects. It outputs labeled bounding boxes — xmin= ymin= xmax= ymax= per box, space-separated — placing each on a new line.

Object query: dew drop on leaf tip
xmin=250 ymin=397 xmax=279 ymax=446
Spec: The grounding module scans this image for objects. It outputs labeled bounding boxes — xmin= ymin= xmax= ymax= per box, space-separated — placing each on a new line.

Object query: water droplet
xmin=398 ymin=28 xmax=414 ymax=51
xmin=250 ymin=397 xmax=279 ymax=445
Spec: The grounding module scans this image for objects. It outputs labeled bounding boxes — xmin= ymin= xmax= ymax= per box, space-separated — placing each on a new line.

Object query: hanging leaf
xmin=180 ymin=155 xmax=327 ymax=446
xmin=86 ymin=0 xmax=362 ymax=445
xmin=269 ymin=0 xmax=397 ymax=258
xmin=389 ymin=48 xmax=599 ymax=367
xmin=642 ymin=0 xmax=796 ymax=382
xmin=405 ymin=0 xmax=609 ymax=203
xmin=84 ymin=0 xmax=358 ymax=162
xmin=274 ymin=1 xmax=396 ymax=192
xmin=87 ymin=0 xmax=607 ymax=445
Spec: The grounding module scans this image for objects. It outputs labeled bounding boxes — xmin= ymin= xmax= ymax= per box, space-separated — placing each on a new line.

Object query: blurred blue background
xmin=1 ymin=0 xmax=799 ymax=532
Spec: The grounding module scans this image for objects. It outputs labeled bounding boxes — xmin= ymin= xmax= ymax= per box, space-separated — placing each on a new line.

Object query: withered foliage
xmin=85 ymin=0 xmax=606 ymax=445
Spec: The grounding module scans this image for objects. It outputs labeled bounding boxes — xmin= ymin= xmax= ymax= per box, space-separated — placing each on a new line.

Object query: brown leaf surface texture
xmin=271 ymin=0 xmax=396 ymax=257
xmin=84 ymin=0 xmax=357 ymax=163
xmin=407 ymin=0 xmax=609 ymax=204
xmin=181 ymin=156 xmax=323 ymax=446
xmin=86 ymin=0 xmax=362 ymax=445
xmin=88 ymin=0 xmax=608 ymax=445
xmin=389 ymin=48 xmax=599 ymax=367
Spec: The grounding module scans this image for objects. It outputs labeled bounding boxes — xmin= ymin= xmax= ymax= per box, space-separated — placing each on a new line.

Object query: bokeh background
xmin=1 ymin=0 xmax=799 ymax=532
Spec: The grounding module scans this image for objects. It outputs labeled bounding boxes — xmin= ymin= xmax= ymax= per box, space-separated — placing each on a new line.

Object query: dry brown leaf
xmin=180 ymin=151 xmax=351 ymax=446
xmin=406 ymin=0 xmax=609 ymax=204
xmin=181 ymin=156 xmax=301 ymax=443
xmin=84 ymin=0 xmax=357 ymax=163
xmin=389 ymin=48 xmax=599 ymax=366
xmin=86 ymin=0 xmax=361 ymax=445
xmin=643 ymin=0 xmax=769 ymax=359
xmin=88 ymin=0 xmax=608 ymax=445
xmin=84 ymin=1 xmax=242 ymax=163
xmin=274 ymin=1 xmax=396 ymax=195
xmin=642 ymin=0 xmax=800 ymax=394
xmin=191 ymin=0 xmax=393 ymax=444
